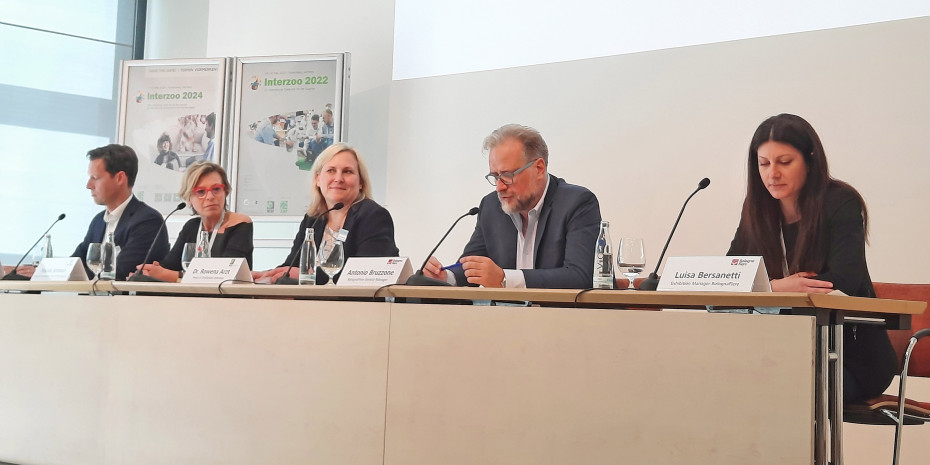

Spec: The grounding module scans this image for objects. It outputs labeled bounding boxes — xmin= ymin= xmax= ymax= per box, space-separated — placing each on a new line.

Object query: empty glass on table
xmin=181 ymin=243 xmax=197 ymax=272
xmin=85 ymin=243 xmax=103 ymax=279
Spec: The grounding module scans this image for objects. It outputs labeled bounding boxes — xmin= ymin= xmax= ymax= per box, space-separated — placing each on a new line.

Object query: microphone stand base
xmin=127 ymin=274 xmax=166 ymax=283
xmin=636 ymin=274 xmax=660 ymax=291
xmin=1 ymin=272 xmax=31 ymax=281
xmin=274 ymin=276 xmax=299 ymax=285
xmin=405 ymin=273 xmax=453 ymax=287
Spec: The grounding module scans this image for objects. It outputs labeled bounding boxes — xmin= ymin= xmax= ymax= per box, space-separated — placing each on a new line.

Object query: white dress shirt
xmin=103 ymin=194 xmax=134 ymax=238
xmin=501 ymin=179 xmax=550 ymax=288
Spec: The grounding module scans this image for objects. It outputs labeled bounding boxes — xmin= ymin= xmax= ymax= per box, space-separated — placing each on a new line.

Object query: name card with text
xmin=181 ymin=258 xmax=252 ymax=284
xmin=32 ymin=257 xmax=89 ymax=282
xmin=657 ymin=256 xmax=770 ymax=292
xmin=337 ymin=257 xmax=413 ymax=286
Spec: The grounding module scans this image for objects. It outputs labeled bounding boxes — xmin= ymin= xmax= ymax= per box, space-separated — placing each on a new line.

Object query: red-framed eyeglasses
xmin=191 ymin=183 xmax=226 ymax=198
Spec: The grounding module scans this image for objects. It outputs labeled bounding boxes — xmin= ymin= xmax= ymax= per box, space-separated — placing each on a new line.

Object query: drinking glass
xmin=181 ymin=243 xmax=197 ymax=272
xmin=617 ymin=238 xmax=646 ymax=289
xmin=85 ymin=243 xmax=103 ymax=279
xmin=317 ymin=238 xmax=345 ymax=285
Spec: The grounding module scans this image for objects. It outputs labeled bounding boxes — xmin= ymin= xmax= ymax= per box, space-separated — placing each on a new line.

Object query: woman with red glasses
xmin=133 ymin=162 xmax=253 ymax=281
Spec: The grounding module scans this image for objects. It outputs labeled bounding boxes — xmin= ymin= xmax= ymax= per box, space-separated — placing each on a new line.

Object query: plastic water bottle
xmin=44 ymin=234 xmax=53 ymax=258
xmin=593 ymin=220 xmax=614 ymax=289
xmin=196 ymin=230 xmax=211 ymax=258
xmin=299 ymin=228 xmax=317 ymax=285
xmin=100 ymin=232 xmax=117 ymax=280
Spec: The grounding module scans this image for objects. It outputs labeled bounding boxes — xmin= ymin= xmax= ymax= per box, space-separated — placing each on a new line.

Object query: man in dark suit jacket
xmin=72 ymin=144 xmax=169 ymax=280
xmin=423 ymin=124 xmax=601 ymax=289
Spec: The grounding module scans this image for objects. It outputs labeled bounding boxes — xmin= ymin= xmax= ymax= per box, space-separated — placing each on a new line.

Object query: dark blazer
xmin=727 ymin=184 xmax=897 ymax=402
xmin=160 ymin=217 xmax=254 ymax=271
xmin=71 ymin=196 xmax=169 ymax=281
xmin=452 ymin=174 xmax=601 ymax=289
xmin=281 ymin=198 xmax=399 ymax=284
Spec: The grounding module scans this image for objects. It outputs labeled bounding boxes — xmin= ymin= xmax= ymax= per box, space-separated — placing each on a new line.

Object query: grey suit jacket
xmin=453 ymin=174 xmax=601 ymax=289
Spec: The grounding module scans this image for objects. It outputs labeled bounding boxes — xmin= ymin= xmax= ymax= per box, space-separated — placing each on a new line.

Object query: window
xmin=0 ymin=0 xmax=144 ymax=262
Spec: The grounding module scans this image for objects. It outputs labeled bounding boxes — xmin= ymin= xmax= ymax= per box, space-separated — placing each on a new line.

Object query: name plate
xmin=181 ymin=257 xmax=252 ymax=284
xmin=337 ymin=257 xmax=413 ymax=286
xmin=657 ymin=256 xmax=770 ymax=292
xmin=32 ymin=257 xmax=89 ymax=282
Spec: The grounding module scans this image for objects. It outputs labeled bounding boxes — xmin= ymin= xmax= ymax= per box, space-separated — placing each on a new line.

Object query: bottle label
xmin=594 ymin=252 xmax=613 ymax=289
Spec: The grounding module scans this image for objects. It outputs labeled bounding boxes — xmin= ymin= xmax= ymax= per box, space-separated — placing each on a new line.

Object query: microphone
xmin=637 ymin=177 xmax=710 ymax=291
xmin=276 ymin=202 xmax=345 ymax=285
xmin=128 ymin=202 xmax=187 ymax=282
xmin=405 ymin=206 xmax=480 ymax=286
xmin=3 ymin=213 xmax=66 ymax=281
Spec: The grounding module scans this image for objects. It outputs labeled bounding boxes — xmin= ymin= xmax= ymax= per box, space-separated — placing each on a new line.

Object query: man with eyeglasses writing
xmin=422 ymin=124 xmax=601 ymax=289
xmin=72 ymin=144 xmax=169 ymax=280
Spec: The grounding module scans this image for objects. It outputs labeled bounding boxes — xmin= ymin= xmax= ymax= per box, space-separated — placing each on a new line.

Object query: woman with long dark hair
xmin=728 ymin=113 xmax=896 ymax=403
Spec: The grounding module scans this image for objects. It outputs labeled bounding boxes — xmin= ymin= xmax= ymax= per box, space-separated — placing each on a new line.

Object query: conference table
xmin=0 ymin=281 xmax=923 ymax=465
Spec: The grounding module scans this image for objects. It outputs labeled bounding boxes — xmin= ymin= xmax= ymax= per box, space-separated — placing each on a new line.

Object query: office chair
xmin=844 ymin=282 xmax=930 ymax=465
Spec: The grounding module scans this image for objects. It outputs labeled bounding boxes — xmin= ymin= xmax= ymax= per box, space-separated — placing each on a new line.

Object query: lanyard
xmin=779 ymin=226 xmax=790 ymax=277
xmin=199 ymin=209 xmax=225 ymax=254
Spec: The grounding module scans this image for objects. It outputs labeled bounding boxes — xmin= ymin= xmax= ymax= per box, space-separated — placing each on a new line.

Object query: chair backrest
xmin=873 ymin=282 xmax=930 ymax=378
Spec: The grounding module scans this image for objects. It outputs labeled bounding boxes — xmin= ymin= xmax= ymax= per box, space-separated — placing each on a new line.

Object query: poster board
xmin=116 ymin=58 xmax=231 ymax=214
xmin=228 ymin=53 xmax=350 ymax=219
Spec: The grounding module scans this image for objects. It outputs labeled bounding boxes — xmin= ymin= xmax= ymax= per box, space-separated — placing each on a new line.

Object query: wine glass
xmin=85 ymin=243 xmax=103 ymax=279
xmin=617 ymin=238 xmax=646 ymax=290
xmin=181 ymin=243 xmax=197 ymax=272
xmin=317 ymin=238 xmax=345 ymax=285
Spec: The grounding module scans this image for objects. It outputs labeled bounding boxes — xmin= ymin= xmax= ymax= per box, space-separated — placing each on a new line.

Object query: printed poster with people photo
xmin=230 ymin=53 xmax=350 ymax=218
xmin=117 ymin=58 xmax=229 ymax=214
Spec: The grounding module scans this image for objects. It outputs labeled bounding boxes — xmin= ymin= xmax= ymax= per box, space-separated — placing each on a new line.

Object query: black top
xmin=728 ymin=184 xmax=896 ymax=402
xmin=160 ymin=217 xmax=254 ymax=271
xmin=728 ymin=184 xmax=875 ymax=297
xmin=281 ymin=198 xmax=399 ymax=284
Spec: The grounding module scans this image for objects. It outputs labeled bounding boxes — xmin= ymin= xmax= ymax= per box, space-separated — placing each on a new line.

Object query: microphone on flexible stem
xmin=128 ymin=202 xmax=187 ymax=282
xmin=637 ymin=177 xmax=710 ymax=291
xmin=3 ymin=213 xmax=66 ymax=281
xmin=275 ymin=202 xmax=345 ymax=285
xmin=405 ymin=206 xmax=480 ymax=286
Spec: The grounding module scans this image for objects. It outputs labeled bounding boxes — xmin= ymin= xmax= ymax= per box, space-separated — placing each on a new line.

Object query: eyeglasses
xmin=191 ymin=183 xmax=226 ymax=198
xmin=485 ymin=159 xmax=537 ymax=186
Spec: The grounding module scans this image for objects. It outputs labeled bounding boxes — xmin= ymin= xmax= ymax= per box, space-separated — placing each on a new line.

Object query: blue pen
xmin=441 ymin=262 xmax=463 ymax=271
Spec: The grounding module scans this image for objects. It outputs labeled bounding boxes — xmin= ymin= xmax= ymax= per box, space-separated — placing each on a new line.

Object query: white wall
xmin=147 ymin=3 xmax=930 ymax=284
xmin=145 ymin=0 xmax=209 ymax=59
xmin=392 ymin=0 xmax=930 ymax=80
xmin=388 ymin=17 xmax=930 ymax=284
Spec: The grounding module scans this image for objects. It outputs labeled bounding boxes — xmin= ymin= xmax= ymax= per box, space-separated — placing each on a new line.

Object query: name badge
xmin=335 ymin=228 xmax=349 ymax=241
xmin=32 ymin=257 xmax=89 ymax=282
xmin=182 ymin=257 xmax=253 ymax=284
xmin=657 ymin=256 xmax=770 ymax=292
xmin=337 ymin=257 xmax=413 ymax=286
